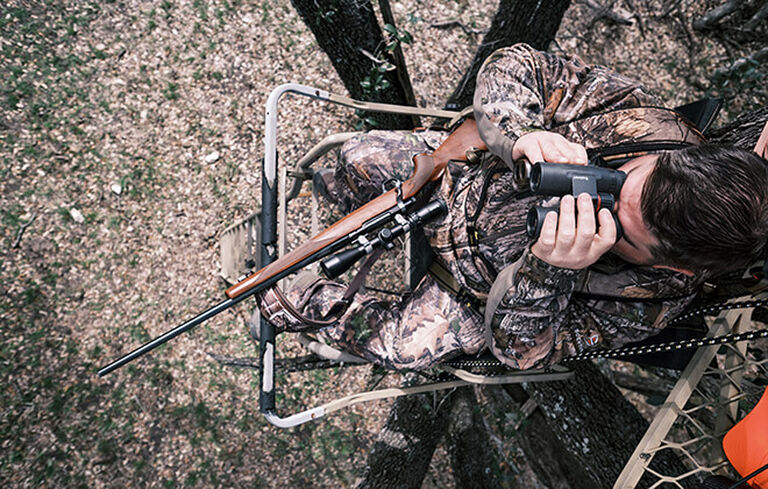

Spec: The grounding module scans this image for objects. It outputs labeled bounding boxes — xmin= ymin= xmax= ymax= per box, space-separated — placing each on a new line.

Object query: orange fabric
xmin=723 ymin=386 xmax=768 ymax=488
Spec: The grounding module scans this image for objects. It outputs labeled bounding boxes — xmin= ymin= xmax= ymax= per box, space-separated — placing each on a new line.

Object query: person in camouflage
xmin=260 ymin=43 xmax=768 ymax=371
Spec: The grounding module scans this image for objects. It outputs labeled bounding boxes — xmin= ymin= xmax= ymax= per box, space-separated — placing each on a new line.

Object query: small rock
xmin=111 ymin=183 xmax=122 ymax=195
xmin=70 ymin=208 xmax=85 ymax=224
xmin=204 ymin=151 xmax=220 ymax=164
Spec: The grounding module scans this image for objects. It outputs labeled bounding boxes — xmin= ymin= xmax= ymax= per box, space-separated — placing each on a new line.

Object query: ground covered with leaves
xmin=1 ymin=0 xmax=766 ymax=487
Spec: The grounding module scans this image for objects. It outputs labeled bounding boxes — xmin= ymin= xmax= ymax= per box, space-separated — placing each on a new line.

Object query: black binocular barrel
xmin=530 ymin=162 xmax=626 ymax=195
xmin=526 ymin=205 xmax=624 ymax=240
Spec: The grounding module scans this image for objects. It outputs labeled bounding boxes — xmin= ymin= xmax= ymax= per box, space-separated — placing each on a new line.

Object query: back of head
xmin=641 ymin=144 xmax=768 ymax=276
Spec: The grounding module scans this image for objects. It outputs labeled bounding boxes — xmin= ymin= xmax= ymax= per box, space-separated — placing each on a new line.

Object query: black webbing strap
xmin=427 ymin=259 xmax=484 ymax=312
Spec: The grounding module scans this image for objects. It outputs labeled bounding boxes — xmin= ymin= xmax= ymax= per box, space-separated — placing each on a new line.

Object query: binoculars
xmin=520 ymin=162 xmax=627 ymax=240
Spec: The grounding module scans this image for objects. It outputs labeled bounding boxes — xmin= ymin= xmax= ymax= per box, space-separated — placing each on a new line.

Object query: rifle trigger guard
xmin=382 ymin=178 xmax=404 ymax=205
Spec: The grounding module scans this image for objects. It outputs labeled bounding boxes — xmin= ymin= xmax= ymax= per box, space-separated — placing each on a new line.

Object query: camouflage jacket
xmin=425 ymin=43 xmax=707 ymax=369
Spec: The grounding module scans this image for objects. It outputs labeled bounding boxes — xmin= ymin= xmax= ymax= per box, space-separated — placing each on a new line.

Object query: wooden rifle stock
xmin=98 ymin=119 xmax=485 ymax=376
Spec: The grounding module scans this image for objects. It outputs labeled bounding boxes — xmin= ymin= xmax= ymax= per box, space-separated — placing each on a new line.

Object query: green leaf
xmin=397 ymin=30 xmax=413 ymax=44
xmin=377 ymin=79 xmax=390 ymax=91
xmin=383 ymin=23 xmax=397 ymax=34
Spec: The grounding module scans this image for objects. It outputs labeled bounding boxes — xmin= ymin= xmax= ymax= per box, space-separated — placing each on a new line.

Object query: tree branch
xmin=693 ymin=0 xmax=742 ymax=31
xmin=713 ymin=47 xmax=768 ymax=80
xmin=576 ymin=0 xmax=634 ymax=26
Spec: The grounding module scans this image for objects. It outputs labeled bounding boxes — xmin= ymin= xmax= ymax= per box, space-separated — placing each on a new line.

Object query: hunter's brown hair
xmin=641 ymin=144 xmax=768 ymax=276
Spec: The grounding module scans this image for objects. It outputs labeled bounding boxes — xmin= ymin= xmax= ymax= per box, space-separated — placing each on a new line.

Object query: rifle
xmin=97 ymin=86 xmax=486 ymax=381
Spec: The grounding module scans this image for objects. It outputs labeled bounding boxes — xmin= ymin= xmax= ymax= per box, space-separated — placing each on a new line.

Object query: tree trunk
xmin=523 ymin=361 xmax=693 ymax=488
xmin=501 ymin=384 xmax=597 ymax=489
xmin=355 ymin=383 xmax=502 ymax=489
xmin=291 ymin=0 xmax=414 ymax=129
xmin=354 ymin=377 xmax=452 ymax=489
xmin=445 ymin=0 xmax=572 ymax=110
xmin=707 ymin=106 xmax=768 ymax=149
xmin=445 ymin=387 xmax=500 ymax=488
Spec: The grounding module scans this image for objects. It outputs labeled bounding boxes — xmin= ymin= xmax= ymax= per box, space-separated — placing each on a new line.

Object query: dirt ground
xmin=1 ymin=0 xmax=766 ymax=487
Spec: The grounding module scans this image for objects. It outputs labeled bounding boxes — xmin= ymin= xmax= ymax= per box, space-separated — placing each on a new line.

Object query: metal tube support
xmin=259 ymin=152 xmax=278 ymax=413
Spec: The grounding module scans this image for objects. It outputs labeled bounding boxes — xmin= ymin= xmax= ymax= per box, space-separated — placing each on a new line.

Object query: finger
xmin=524 ymin=141 xmax=545 ymax=164
xmin=555 ymin=195 xmax=576 ymax=249
xmin=532 ymin=211 xmax=558 ymax=254
xmin=557 ymin=139 xmax=581 ymax=164
xmin=575 ymin=193 xmax=596 ymax=249
xmin=550 ymin=137 xmax=572 ymax=163
xmin=573 ymin=143 xmax=589 ymax=165
xmin=595 ymin=208 xmax=617 ymax=247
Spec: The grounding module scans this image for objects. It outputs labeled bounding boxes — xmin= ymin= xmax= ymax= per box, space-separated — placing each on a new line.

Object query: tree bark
xmin=291 ymin=0 xmax=414 ymax=129
xmin=354 ymin=384 xmax=503 ymax=489
xmin=523 ymin=361 xmax=693 ymax=488
xmin=501 ymin=384 xmax=597 ymax=489
xmin=354 ymin=378 xmax=453 ymax=489
xmin=445 ymin=0 xmax=572 ymax=110
xmin=707 ymin=106 xmax=768 ymax=150
xmin=445 ymin=387 xmax=500 ymax=488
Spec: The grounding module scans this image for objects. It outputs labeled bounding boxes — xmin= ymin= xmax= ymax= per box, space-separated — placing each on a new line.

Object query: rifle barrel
xmin=98 ymin=296 xmax=245 ymax=377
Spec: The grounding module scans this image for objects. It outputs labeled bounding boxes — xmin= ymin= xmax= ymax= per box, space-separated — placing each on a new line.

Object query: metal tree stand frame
xmin=614 ymin=295 xmax=767 ymax=488
xmin=249 ymin=85 xmax=766 ymax=489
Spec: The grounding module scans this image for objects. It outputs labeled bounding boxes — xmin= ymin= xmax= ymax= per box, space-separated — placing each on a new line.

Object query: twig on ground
xmin=659 ymin=0 xmax=682 ymax=18
xmin=624 ymin=0 xmax=646 ymax=38
xmin=11 ymin=212 xmax=36 ymax=249
xmin=714 ymin=47 xmax=768 ymax=80
xmin=428 ymin=19 xmax=488 ymax=35
xmin=744 ymin=2 xmax=768 ymax=32
xmin=692 ymin=0 xmax=742 ymax=31
xmin=576 ymin=0 xmax=634 ymax=26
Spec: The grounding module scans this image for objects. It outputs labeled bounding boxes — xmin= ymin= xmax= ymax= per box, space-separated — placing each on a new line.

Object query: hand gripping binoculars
xmin=523 ymin=162 xmax=627 ymax=240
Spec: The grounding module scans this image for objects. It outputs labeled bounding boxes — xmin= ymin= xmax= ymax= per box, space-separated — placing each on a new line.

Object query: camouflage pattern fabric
xmin=334 ymin=129 xmax=449 ymax=211
xmin=279 ymin=43 xmax=706 ymax=370
xmin=281 ymin=272 xmax=485 ymax=370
